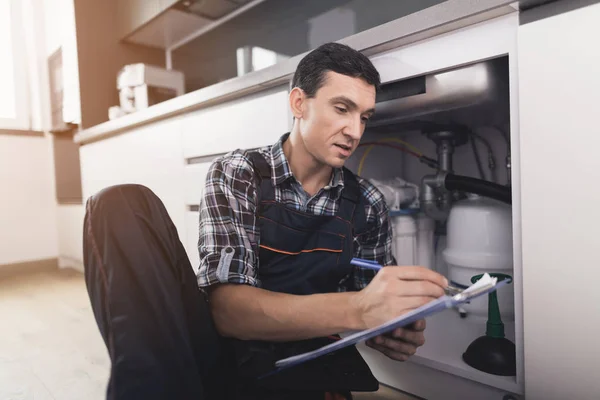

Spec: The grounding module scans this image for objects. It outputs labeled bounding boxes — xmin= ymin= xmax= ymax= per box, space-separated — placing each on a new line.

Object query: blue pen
xmin=350 ymin=257 xmax=383 ymax=272
xmin=350 ymin=258 xmax=463 ymax=298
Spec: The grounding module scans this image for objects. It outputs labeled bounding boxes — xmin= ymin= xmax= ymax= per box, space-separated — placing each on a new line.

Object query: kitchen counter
xmin=74 ymin=0 xmax=516 ymax=145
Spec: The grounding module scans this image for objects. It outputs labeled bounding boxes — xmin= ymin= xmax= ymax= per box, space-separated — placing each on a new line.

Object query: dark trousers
xmin=82 ymin=184 xmax=232 ymax=400
xmin=82 ymin=184 xmax=354 ymax=400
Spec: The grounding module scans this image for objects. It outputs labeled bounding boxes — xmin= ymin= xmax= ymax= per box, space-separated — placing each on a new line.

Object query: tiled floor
xmin=0 ymin=268 xmax=110 ymax=400
xmin=0 ymin=268 xmax=415 ymax=399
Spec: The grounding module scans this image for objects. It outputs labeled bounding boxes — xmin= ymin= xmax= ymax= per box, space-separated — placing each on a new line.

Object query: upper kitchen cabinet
xmin=119 ymin=0 xmax=258 ymax=49
xmin=119 ymin=0 xmax=448 ymax=87
xmin=118 ymin=0 xmax=160 ymax=40
xmin=171 ymin=0 xmax=446 ymax=91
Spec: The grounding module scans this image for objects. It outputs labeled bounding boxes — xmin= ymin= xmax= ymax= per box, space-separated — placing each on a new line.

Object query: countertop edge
xmin=74 ymin=0 xmax=515 ymax=145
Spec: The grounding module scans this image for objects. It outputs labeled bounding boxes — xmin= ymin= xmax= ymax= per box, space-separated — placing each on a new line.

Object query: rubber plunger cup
xmin=462 ymin=273 xmax=516 ymax=376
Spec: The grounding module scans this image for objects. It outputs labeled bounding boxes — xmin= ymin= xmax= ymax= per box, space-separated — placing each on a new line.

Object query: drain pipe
xmin=421 ymin=136 xmax=456 ymax=220
xmin=421 ymin=172 xmax=512 ymax=220
xmin=437 ymin=138 xmax=454 ymax=215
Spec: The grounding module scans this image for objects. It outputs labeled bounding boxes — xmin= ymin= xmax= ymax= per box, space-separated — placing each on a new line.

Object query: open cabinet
xmin=345 ymin=13 xmax=524 ymax=400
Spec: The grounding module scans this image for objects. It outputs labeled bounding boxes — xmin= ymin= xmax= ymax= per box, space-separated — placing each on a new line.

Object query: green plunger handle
xmin=470 ymin=273 xmax=513 ymax=339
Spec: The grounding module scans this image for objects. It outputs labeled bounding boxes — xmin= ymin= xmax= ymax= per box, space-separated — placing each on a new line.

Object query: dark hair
xmin=290 ymin=42 xmax=381 ymax=97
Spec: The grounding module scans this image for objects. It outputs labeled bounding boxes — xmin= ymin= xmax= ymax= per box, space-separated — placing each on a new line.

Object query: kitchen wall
xmin=0 ymin=134 xmax=58 ymax=266
xmin=73 ymin=0 xmax=165 ymax=129
xmin=43 ymin=0 xmax=171 ymax=269
xmin=172 ymin=0 xmax=446 ymax=91
xmin=0 ymin=0 xmax=59 ymax=269
xmin=42 ymin=0 xmax=85 ymax=270
xmin=55 ymin=204 xmax=86 ymax=270
xmin=44 ymin=0 xmax=81 ymax=125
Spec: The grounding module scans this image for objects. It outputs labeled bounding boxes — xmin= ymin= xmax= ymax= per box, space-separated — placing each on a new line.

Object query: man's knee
xmin=86 ymin=184 xmax=158 ymax=217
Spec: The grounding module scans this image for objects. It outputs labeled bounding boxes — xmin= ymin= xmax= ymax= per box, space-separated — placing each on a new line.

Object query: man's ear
xmin=289 ymin=87 xmax=305 ymax=120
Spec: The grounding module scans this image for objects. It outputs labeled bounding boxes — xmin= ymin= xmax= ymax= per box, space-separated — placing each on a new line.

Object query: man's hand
xmin=350 ymin=266 xmax=447 ymax=329
xmin=365 ymin=319 xmax=427 ymax=361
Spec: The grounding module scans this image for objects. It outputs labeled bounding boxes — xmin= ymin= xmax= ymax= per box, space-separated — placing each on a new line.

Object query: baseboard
xmin=0 ymin=258 xmax=59 ymax=279
xmin=58 ymin=256 xmax=84 ymax=272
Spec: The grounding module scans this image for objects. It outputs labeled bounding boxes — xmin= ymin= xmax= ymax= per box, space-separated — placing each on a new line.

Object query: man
xmin=83 ymin=42 xmax=448 ymax=400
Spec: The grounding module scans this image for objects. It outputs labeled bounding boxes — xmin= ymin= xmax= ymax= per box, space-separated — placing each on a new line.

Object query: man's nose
xmin=343 ymin=115 xmax=363 ymax=140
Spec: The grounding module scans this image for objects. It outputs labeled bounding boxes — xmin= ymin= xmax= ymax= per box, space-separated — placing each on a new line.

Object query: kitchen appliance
xmin=110 ymin=64 xmax=185 ymax=119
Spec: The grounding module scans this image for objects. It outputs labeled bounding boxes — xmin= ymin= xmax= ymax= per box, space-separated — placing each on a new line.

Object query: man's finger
xmin=372 ymin=335 xmax=418 ymax=355
xmin=366 ymin=341 xmax=410 ymax=362
xmin=394 ymin=281 xmax=445 ymax=299
xmin=388 ymin=328 xmax=425 ymax=347
xmin=411 ymin=319 xmax=426 ymax=331
xmin=399 ymin=319 xmax=426 ymax=332
xmin=384 ymin=266 xmax=448 ymax=288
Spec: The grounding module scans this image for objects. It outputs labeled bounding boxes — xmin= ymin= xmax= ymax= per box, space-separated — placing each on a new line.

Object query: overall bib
xmin=230 ymin=152 xmax=379 ymax=399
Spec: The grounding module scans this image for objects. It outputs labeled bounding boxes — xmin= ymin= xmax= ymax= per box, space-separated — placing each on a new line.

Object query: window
xmin=0 ymin=0 xmax=30 ymax=130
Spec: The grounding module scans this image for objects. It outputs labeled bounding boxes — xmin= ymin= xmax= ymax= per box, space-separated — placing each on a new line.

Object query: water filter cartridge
xmin=390 ymin=213 xmax=417 ymax=266
xmin=416 ymin=213 xmax=435 ymax=270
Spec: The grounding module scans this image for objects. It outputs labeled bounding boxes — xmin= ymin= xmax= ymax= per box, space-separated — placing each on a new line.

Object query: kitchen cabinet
xmin=79 ymin=85 xmax=291 ymax=270
xmin=117 ymin=0 xmax=177 ymax=40
xmin=183 ymin=161 xmax=214 ymax=270
xmin=79 ymin=116 xmax=186 ymax=239
xmin=355 ymin=13 xmax=523 ymax=400
xmin=356 ymin=4 xmax=600 ymax=399
xmin=518 ymin=3 xmax=600 ymax=399
xmin=181 ymin=86 xmax=290 ymax=160
xmin=185 ymin=210 xmax=201 ymax=270
xmin=76 ymin=3 xmax=600 ymax=398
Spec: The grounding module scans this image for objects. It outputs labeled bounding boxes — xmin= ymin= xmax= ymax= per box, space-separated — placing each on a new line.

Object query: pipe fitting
xmin=421 ymin=199 xmax=450 ymax=220
xmin=422 ymin=173 xmax=447 ymax=200
xmin=421 ymin=172 xmax=450 ymax=220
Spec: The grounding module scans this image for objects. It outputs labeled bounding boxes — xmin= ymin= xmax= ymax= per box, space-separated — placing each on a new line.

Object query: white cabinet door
xmin=181 ymin=86 xmax=289 ymax=160
xmin=0 ymin=135 xmax=58 ymax=265
xmin=184 ymin=159 xmax=220 ymax=207
xmin=183 ymin=161 xmax=215 ymax=271
xmin=80 ymin=117 xmax=186 ymax=240
xmin=518 ymin=4 xmax=600 ymax=400
xmin=57 ymin=204 xmax=86 ymax=268
xmin=185 ymin=211 xmax=200 ymax=271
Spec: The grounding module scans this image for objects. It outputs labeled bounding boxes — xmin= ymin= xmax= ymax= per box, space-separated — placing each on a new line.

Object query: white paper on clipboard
xmin=274 ymin=273 xmax=507 ymax=371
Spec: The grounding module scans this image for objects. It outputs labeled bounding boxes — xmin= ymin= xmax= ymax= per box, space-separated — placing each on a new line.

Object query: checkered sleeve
xmin=350 ymin=178 xmax=395 ymax=290
xmin=196 ymin=151 xmax=261 ymax=289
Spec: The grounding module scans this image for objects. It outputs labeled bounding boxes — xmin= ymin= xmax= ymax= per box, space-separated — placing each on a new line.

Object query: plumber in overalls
xmin=82 ymin=42 xmax=449 ymax=400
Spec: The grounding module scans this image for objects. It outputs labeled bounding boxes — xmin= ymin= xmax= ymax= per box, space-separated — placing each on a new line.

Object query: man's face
xmin=295 ymin=71 xmax=376 ymax=169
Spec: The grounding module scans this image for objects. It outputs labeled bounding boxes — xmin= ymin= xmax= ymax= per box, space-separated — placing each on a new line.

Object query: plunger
xmin=462 ymin=273 xmax=516 ymax=376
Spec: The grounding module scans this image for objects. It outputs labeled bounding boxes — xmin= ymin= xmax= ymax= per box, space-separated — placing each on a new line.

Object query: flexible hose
xmin=445 ymin=174 xmax=512 ymax=204
xmin=470 ymin=136 xmax=486 ymax=180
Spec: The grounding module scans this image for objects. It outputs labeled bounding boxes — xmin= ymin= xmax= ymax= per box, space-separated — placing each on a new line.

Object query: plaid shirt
xmin=196 ymin=133 xmax=394 ymax=291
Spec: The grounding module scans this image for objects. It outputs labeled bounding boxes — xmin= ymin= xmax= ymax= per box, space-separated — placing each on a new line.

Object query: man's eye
xmin=361 ymin=116 xmax=370 ymax=123
xmin=335 ymin=106 xmax=347 ymax=113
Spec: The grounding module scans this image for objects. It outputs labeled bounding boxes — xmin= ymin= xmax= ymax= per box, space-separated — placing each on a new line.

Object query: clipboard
xmin=272 ymin=273 xmax=508 ymax=371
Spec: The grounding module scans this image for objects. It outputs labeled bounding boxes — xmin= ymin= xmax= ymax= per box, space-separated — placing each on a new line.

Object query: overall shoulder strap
xmin=247 ymin=151 xmax=275 ymax=203
xmin=340 ymin=168 xmax=367 ymax=236
xmin=341 ymin=168 xmax=360 ymax=203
